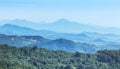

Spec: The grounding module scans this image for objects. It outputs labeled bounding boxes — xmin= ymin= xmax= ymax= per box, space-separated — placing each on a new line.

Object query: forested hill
xmin=0 ymin=44 xmax=120 ymax=69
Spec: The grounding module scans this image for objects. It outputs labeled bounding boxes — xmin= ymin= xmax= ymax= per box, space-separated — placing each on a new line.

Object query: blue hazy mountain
xmin=0 ymin=24 xmax=120 ymax=45
xmin=2 ymin=19 xmax=120 ymax=34
xmin=0 ymin=24 xmax=57 ymax=36
xmin=0 ymin=24 xmax=120 ymax=51
xmin=3 ymin=19 xmax=41 ymax=29
xmin=0 ymin=24 xmax=39 ymax=35
xmin=2 ymin=19 xmax=46 ymax=30
xmin=40 ymin=19 xmax=120 ymax=34
xmin=0 ymin=34 xmax=96 ymax=53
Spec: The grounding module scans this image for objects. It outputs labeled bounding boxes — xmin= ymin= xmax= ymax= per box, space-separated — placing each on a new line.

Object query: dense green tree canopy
xmin=0 ymin=44 xmax=119 ymax=69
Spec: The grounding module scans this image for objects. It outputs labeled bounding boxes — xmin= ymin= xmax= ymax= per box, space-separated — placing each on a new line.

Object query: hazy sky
xmin=0 ymin=0 xmax=120 ymax=27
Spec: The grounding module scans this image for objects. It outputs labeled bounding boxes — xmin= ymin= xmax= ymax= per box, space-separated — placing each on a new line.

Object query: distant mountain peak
xmin=54 ymin=18 xmax=72 ymax=24
xmin=56 ymin=18 xmax=70 ymax=22
xmin=1 ymin=24 xmax=35 ymax=31
xmin=52 ymin=18 xmax=80 ymax=26
xmin=12 ymin=19 xmax=28 ymax=22
xmin=9 ymin=19 xmax=33 ymax=24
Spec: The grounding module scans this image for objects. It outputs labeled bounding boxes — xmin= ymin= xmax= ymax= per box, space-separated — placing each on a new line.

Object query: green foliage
xmin=0 ymin=44 xmax=119 ymax=69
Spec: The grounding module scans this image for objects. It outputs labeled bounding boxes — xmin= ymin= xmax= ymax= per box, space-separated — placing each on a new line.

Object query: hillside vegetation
xmin=0 ymin=44 xmax=119 ymax=69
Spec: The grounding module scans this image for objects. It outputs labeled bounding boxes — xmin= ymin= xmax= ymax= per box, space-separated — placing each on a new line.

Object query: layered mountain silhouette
xmin=0 ymin=19 xmax=120 ymax=53
xmin=0 ymin=34 xmax=96 ymax=53
xmin=1 ymin=19 xmax=120 ymax=34
xmin=0 ymin=24 xmax=120 ymax=50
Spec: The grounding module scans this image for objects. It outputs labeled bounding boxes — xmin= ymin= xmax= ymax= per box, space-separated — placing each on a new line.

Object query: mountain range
xmin=1 ymin=19 xmax=120 ymax=34
xmin=0 ymin=23 xmax=120 ymax=43
xmin=0 ymin=34 xmax=97 ymax=53
xmin=0 ymin=33 xmax=120 ymax=53
xmin=0 ymin=19 xmax=120 ymax=53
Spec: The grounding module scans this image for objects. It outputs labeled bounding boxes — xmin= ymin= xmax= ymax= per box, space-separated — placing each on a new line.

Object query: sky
xmin=0 ymin=0 xmax=120 ymax=27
